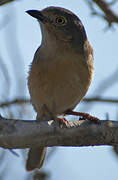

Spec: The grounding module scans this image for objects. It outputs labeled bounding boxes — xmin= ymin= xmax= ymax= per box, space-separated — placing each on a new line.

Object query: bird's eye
xmin=55 ymin=16 xmax=67 ymax=25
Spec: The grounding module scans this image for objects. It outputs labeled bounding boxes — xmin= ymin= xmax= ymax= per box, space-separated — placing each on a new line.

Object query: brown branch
xmin=0 ymin=115 xmax=118 ymax=149
xmin=93 ymin=0 xmax=118 ymax=24
xmin=0 ymin=0 xmax=17 ymax=5
xmin=86 ymin=0 xmax=118 ymax=27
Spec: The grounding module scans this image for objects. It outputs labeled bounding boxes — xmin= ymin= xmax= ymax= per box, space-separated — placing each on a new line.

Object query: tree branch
xmin=0 ymin=115 xmax=118 ymax=149
xmin=0 ymin=98 xmax=30 ymax=108
xmin=0 ymin=0 xmax=17 ymax=6
xmin=1 ymin=97 xmax=118 ymax=108
xmin=84 ymin=97 xmax=118 ymax=103
xmin=86 ymin=0 xmax=118 ymax=27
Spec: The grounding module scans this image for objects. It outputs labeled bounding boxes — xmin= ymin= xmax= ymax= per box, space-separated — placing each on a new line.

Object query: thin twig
xmin=0 ymin=0 xmax=18 ymax=6
xmin=1 ymin=97 xmax=118 ymax=109
xmin=84 ymin=97 xmax=118 ymax=103
xmin=85 ymin=0 xmax=118 ymax=27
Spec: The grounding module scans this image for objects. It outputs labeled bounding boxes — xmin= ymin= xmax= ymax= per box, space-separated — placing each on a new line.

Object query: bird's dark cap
xmin=26 ymin=10 xmax=47 ymax=23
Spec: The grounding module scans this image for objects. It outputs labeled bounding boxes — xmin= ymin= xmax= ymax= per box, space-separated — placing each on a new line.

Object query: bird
xmin=26 ymin=6 xmax=95 ymax=171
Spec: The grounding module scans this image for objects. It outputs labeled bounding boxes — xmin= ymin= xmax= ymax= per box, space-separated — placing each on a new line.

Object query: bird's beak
xmin=26 ymin=10 xmax=48 ymax=23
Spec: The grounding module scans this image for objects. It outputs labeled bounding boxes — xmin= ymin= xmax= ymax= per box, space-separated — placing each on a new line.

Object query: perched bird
xmin=26 ymin=6 xmax=94 ymax=171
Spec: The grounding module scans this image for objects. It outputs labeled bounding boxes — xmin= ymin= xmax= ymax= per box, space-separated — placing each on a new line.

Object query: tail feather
xmin=26 ymin=147 xmax=46 ymax=171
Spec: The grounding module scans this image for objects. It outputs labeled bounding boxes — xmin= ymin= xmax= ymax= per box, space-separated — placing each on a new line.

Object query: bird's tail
xmin=26 ymin=147 xmax=46 ymax=171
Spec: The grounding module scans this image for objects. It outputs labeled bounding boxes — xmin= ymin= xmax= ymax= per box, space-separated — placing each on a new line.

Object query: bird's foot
xmin=65 ymin=110 xmax=100 ymax=124
xmin=57 ymin=117 xmax=68 ymax=127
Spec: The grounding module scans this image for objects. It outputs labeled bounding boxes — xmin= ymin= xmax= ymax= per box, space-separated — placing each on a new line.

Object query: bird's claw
xmin=57 ymin=117 xmax=68 ymax=127
xmin=65 ymin=110 xmax=100 ymax=124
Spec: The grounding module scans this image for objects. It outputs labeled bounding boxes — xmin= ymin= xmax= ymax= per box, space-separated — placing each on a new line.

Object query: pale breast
xmin=28 ymin=50 xmax=94 ymax=116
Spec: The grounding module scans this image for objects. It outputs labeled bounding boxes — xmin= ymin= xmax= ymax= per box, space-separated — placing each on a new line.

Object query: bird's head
xmin=26 ymin=6 xmax=87 ymax=50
